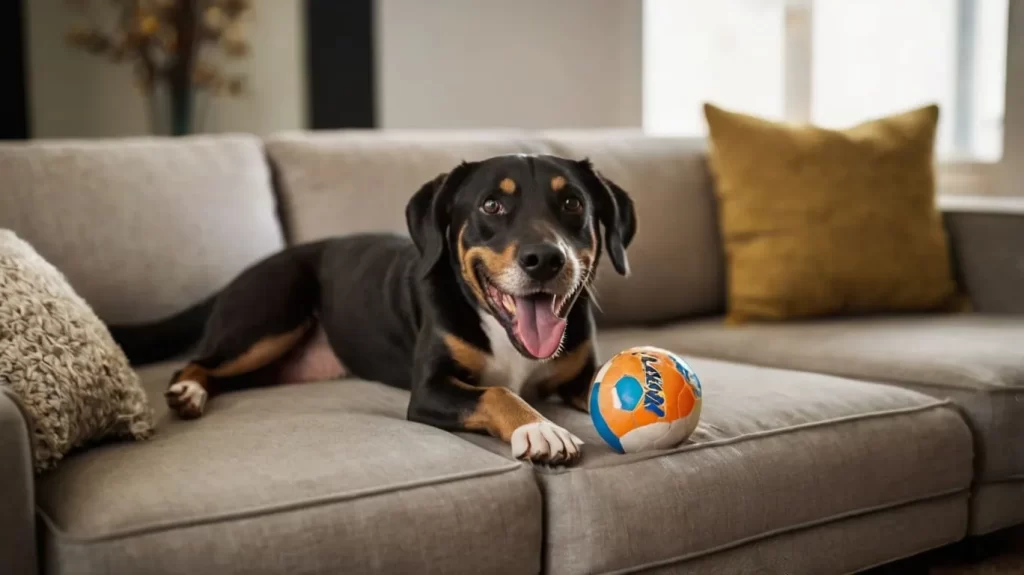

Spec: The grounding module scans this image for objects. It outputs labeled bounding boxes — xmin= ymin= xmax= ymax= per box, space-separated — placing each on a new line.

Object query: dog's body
xmin=157 ymin=154 xmax=635 ymax=465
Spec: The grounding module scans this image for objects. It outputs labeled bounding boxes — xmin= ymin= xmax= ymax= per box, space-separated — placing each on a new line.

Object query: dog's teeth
xmin=502 ymin=294 xmax=516 ymax=313
xmin=555 ymin=295 xmax=570 ymax=318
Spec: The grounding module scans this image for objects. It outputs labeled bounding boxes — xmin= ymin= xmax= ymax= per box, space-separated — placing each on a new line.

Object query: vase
xmin=149 ymin=81 xmax=195 ymax=136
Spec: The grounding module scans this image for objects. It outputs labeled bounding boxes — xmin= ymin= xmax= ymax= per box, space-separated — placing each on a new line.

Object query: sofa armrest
xmin=0 ymin=389 xmax=39 ymax=575
xmin=940 ymin=196 xmax=1024 ymax=314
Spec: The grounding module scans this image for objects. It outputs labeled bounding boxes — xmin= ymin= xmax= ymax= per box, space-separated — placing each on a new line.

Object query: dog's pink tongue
xmin=514 ymin=296 xmax=566 ymax=359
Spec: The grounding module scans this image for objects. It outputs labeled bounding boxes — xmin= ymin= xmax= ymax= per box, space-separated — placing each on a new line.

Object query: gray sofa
xmin=1 ymin=131 xmax=1021 ymax=575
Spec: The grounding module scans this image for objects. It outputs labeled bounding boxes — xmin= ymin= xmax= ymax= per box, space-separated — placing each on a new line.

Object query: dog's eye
xmin=561 ymin=196 xmax=584 ymax=214
xmin=480 ymin=198 xmax=505 ymax=215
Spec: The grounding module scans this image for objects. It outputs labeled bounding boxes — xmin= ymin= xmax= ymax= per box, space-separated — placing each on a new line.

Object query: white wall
xmin=25 ymin=0 xmax=307 ymax=139
xmin=375 ymin=0 xmax=642 ymax=130
xmin=25 ymin=0 xmax=642 ymax=138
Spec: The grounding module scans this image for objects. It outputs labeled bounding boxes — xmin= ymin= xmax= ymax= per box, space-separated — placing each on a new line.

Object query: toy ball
xmin=589 ymin=346 xmax=703 ymax=453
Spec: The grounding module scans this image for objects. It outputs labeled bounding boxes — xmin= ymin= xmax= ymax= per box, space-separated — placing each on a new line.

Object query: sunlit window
xmin=643 ymin=0 xmax=1009 ymax=162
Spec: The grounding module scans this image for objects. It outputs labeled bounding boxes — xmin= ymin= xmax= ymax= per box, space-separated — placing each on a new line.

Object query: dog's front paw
xmin=510 ymin=421 xmax=584 ymax=465
xmin=165 ymin=380 xmax=208 ymax=420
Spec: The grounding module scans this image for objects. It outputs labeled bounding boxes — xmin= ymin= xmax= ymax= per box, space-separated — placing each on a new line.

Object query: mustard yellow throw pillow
xmin=703 ymin=103 xmax=963 ymax=323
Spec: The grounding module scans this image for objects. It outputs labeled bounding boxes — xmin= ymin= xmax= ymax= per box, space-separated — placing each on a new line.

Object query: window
xmin=643 ymin=0 xmax=1009 ymax=163
xmin=643 ymin=1 xmax=787 ymax=138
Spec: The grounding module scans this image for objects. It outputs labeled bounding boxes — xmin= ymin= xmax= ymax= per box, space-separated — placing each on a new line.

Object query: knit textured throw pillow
xmin=703 ymin=103 xmax=964 ymax=324
xmin=0 ymin=230 xmax=153 ymax=473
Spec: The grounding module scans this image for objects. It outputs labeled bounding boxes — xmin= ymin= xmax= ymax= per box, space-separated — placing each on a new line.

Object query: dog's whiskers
xmin=577 ymin=265 xmax=602 ymax=312
xmin=585 ymin=284 xmax=602 ymax=313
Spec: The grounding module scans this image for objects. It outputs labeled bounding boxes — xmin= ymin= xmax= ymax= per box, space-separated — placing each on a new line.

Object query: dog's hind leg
xmin=165 ymin=246 xmax=322 ymax=419
xmin=166 ymin=321 xmax=313 ymax=419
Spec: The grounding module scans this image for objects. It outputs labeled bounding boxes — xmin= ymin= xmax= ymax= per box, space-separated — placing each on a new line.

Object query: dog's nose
xmin=518 ymin=243 xmax=566 ymax=282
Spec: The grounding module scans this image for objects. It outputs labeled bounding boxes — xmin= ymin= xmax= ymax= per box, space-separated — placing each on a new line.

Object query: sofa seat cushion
xmin=460 ymin=355 xmax=973 ymax=574
xmin=36 ymin=362 xmax=541 ymax=575
xmin=598 ymin=316 xmax=1024 ymax=534
xmin=602 ymin=316 xmax=1023 ymax=476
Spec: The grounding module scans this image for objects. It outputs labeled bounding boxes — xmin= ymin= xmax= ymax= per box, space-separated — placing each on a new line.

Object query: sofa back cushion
xmin=542 ymin=132 xmax=725 ymax=325
xmin=265 ymin=131 xmax=552 ymax=242
xmin=0 ymin=135 xmax=285 ymax=324
xmin=265 ymin=130 xmax=725 ymax=326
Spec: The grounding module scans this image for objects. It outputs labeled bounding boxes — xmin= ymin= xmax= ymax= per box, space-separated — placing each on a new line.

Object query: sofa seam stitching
xmin=863 ymin=374 xmax=1023 ymax=394
xmin=32 ymin=402 xmax=978 ymax=545
xmin=666 ymin=346 xmax=1022 ymax=393
xmin=598 ymin=487 xmax=968 ymax=575
xmin=838 ymin=522 xmax=969 ymax=575
xmin=537 ymin=400 xmax=960 ymax=474
xmin=37 ymin=460 xmax=526 ymax=544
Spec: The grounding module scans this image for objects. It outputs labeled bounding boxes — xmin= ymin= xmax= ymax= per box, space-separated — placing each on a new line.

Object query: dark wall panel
xmin=306 ymin=0 xmax=376 ymax=129
xmin=1 ymin=0 xmax=28 ymax=140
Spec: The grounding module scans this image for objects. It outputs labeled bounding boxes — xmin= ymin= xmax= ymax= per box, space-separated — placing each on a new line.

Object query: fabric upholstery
xmin=459 ymin=356 xmax=973 ymax=574
xmin=0 ymin=389 xmax=38 ymax=575
xmin=0 ymin=135 xmax=285 ymax=324
xmin=37 ymin=362 xmax=542 ymax=575
xmin=600 ymin=316 xmax=1024 ymax=394
xmin=265 ymin=130 xmax=551 ymax=243
xmin=597 ymin=316 xmax=1023 ymax=536
xmin=0 ymin=230 xmax=154 ymax=473
xmin=638 ymin=494 xmax=966 ymax=575
xmin=11 ymin=129 xmax=1016 ymax=573
xmin=971 ymin=481 xmax=1024 ymax=535
xmin=542 ymin=132 xmax=726 ymax=325
xmin=703 ymin=103 xmax=962 ymax=323
xmin=599 ymin=316 xmax=1023 ymax=480
xmin=895 ymin=382 xmax=1022 ymax=484
xmin=267 ymin=130 xmax=727 ymax=326
xmin=941 ymin=196 xmax=1024 ymax=314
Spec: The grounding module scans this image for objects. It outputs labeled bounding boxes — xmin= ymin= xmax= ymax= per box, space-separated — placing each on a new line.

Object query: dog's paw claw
xmin=165 ymin=380 xmax=208 ymax=420
xmin=511 ymin=421 xmax=583 ymax=466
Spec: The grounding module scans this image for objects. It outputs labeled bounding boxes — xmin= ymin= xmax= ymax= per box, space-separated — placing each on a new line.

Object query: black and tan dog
xmin=136 ymin=154 xmax=635 ymax=465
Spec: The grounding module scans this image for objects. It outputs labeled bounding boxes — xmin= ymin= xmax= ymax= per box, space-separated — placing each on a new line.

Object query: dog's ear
xmin=574 ymin=159 xmax=636 ymax=276
xmin=405 ymin=161 xmax=476 ymax=278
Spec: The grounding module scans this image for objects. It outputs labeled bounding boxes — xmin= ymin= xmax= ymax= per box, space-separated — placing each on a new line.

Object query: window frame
xmin=998 ymin=0 xmax=1023 ymax=196
xmin=782 ymin=0 xmax=1016 ymax=197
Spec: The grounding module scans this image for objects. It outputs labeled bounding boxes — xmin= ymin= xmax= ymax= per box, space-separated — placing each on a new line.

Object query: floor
xmin=865 ymin=526 xmax=1024 ymax=574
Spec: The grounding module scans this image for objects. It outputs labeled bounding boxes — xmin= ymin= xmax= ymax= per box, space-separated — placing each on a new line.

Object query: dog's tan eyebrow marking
xmin=499 ymin=178 xmax=517 ymax=194
xmin=550 ymin=176 xmax=567 ymax=192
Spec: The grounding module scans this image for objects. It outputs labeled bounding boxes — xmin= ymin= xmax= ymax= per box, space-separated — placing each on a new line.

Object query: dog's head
xmin=406 ymin=154 xmax=636 ymax=360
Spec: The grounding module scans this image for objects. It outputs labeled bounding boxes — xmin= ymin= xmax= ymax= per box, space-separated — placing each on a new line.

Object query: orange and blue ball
xmin=589 ymin=346 xmax=703 ymax=453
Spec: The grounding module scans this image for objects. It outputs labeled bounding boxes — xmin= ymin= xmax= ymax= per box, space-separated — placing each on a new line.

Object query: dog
xmin=130 ymin=154 xmax=635 ymax=465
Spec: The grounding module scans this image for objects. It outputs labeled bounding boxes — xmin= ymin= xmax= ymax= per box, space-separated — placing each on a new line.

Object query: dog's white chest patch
xmin=479 ymin=312 xmax=552 ymax=400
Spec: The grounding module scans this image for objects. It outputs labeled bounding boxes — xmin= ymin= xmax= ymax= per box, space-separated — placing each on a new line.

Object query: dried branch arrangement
xmin=65 ymin=0 xmax=253 ymax=134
